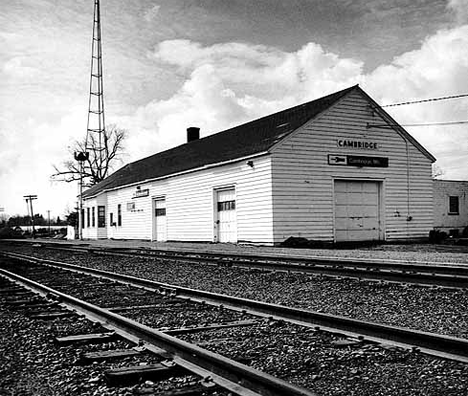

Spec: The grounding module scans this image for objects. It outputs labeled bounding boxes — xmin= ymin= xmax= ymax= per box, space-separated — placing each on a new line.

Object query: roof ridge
xmin=83 ymin=84 xmax=358 ymax=198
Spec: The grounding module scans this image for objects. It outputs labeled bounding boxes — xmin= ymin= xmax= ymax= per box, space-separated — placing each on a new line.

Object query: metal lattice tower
xmin=86 ymin=0 xmax=106 ymax=168
xmin=75 ymin=0 xmax=106 ymax=239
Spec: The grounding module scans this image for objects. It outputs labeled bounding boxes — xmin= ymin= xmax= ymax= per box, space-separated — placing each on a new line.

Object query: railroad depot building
xmin=81 ymin=85 xmax=436 ymax=245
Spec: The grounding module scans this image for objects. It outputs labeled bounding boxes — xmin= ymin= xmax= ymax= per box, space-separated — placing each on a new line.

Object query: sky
xmin=1 ymin=0 xmax=468 ymax=218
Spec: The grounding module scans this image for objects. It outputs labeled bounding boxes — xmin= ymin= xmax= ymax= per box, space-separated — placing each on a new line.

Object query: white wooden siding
xmin=82 ymin=195 xmax=107 ymax=239
xmin=271 ymin=90 xmax=434 ymax=243
xmin=85 ymin=156 xmax=274 ymax=244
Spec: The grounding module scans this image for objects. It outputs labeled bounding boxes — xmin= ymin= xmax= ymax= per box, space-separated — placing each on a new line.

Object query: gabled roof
xmin=83 ymin=85 xmax=356 ymax=198
xmin=83 ymin=84 xmax=436 ymax=199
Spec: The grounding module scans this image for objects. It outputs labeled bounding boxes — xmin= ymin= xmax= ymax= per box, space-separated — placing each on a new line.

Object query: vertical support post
xmin=23 ymin=195 xmax=38 ymax=238
xmin=29 ymin=198 xmax=35 ymax=238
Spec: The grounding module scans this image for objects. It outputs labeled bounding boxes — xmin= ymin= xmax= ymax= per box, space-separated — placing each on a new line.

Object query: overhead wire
xmin=378 ymin=92 xmax=468 ymax=127
xmin=381 ymin=93 xmax=468 ymax=107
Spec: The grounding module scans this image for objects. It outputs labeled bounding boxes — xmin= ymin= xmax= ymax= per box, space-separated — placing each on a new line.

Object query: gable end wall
xmin=270 ymin=90 xmax=434 ymax=244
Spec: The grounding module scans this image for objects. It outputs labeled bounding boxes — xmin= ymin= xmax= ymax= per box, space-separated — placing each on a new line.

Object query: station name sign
xmin=328 ymin=154 xmax=388 ymax=167
xmin=132 ymin=188 xmax=149 ymax=198
xmin=337 ymin=139 xmax=378 ymax=150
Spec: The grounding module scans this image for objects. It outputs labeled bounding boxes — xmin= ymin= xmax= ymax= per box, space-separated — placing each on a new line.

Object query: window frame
xmin=97 ymin=206 xmax=106 ymax=228
xmin=217 ymin=200 xmax=236 ymax=212
xmin=117 ymin=204 xmax=122 ymax=226
xmin=448 ymin=196 xmax=459 ymax=215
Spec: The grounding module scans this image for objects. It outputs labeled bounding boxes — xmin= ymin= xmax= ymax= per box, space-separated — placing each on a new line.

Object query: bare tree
xmin=52 ymin=125 xmax=127 ymax=186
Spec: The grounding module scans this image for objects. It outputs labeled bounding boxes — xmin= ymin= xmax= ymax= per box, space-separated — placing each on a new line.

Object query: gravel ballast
xmin=2 ymin=244 xmax=467 ymax=339
xmin=0 ymin=277 xmax=230 ymax=396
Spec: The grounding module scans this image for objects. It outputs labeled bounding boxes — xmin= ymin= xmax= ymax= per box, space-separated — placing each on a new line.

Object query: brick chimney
xmin=187 ymin=127 xmax=200 ymax=143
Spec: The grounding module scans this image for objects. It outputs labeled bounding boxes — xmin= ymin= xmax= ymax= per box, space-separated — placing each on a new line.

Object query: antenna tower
xmin=86 ymin=0 xmax=106 ymax=166
xmin=75 ymin=0 xmax=106 ymax=239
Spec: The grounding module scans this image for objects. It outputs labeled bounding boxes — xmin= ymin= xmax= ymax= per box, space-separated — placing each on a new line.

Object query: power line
xmin=381 ymin=93 xmax=468 ymax=107
xmin=401 ymin=120 xmax=468 ymax=127
xmin=367 ymin=120 xmax=468 ymax=129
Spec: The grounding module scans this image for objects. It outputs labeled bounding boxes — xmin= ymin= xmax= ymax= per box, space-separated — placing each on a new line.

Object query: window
xmin=117 ymin=204 xmax=122 ymax=226
xmin=92 ymin=207 xmax=95 ymax=227
xmin=86 ymin=208 xmax=90 ymax=228
xmin=217 ymin=200 xmax=236 ymax=211
xmin=81 ymin=209 xmax=85 ymax=228
xmin=155 ymin=208 xmax=166 ymax=217
xmin=110 ymin=212 xmax=114 ymax=226
xmin=97 ymin=206 xmax=106 ymax=227
xmin=449 ymin=196 xmax=459 ymax=215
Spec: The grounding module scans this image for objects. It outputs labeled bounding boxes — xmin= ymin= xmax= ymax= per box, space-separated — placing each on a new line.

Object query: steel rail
xmin=4 ymin=240 xmax=468 ymax=275
xmin=0 ymin=266 xmax=316 ymax=396
xmin=37 ymin=242 xmax=468 ymax=288
xmin=3 ymin=251 xmax=468 ymax=363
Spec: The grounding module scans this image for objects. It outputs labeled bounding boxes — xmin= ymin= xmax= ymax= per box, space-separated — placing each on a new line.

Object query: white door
xmin=216 ymin=189 xmax=237 ymax=243
xmin=334 ymin=180 xmax=382 ymax=242
xmin=153 ymin=198 xmax=167 ymax=241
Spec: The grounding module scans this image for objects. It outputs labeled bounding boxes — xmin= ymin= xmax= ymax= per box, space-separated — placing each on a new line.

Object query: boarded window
xmin=217 ymin=200 xmax=236 ymax=211
xmin=117 ymin=204 xmax=122 ymax=226
xmin=449 ymin=196 xmax=459 ymax=214
xmin=98 ymin=206 xmax=106 ymax=228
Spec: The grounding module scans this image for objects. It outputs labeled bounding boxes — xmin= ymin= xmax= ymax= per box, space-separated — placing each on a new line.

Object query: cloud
xmin=144 ymin=4 xmax=161 ymax=22
xmin=362 ymin=25 xmax=468 ymax=179
xmin=447 ymin=0 xmax=468 ymax=24
xmin=2 ymin=57 xmax=38 ymax=78
xmin=137 ymin=24 xmax=468 ymax=180
xmin=131 ymin=40 xmax=364 ymax=158
xmin=151 ymin=40 xmax=363 ymax=99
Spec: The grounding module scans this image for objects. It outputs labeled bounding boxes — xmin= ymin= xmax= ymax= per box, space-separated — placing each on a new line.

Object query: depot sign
xmin=337 ymin=139 xmax=378 ymax=150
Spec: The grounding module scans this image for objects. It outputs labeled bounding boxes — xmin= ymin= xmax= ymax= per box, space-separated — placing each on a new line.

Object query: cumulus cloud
xmin=151 ymin=40 xmax=363 ymax=100
xmin=134 ymin=39 xmax=363 ymax=158
xmin=3 ymin=57 xmax=38 ymax=78
xmin=144 ymin=4 xmax=161 ymax=22
xmin=135 ymin=24 xmax=468 ymax=180
xmin=447 ymin=0 xmax=468 ymax=24
xmin=363 ymin=25 xmax=468 ymax=179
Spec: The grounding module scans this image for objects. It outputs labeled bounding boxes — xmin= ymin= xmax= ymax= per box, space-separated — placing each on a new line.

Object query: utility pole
xmin=23 ymin=195 xmax=37 ymax=238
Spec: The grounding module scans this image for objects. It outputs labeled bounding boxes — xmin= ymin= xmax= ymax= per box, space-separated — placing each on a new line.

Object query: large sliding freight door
xmin=334 ymin=180 xmax=382 ymax=242
xmin=216 ymin=189 xmax=237 ymax=243
xmin=152 ymin=198 xmax=167 ymax=242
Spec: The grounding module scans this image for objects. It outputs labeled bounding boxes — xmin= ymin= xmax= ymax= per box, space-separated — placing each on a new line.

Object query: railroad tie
xmin=29 ymin=310 xmax=77 ymax=320
xmin=104 ymin=361 xmax=183 ymax=387
xmin=55 ymin=332 xmax=117 ymax=346
xmin=79 ymin=348 xmax=142 ymax=364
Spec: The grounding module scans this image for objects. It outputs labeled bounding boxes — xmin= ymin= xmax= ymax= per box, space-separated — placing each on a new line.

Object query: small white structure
xmin=66 ymin=225 xmax=75 ymax=240
xmin=433 ymin=180 xmax=468 ymax=235
xmin=82 ymin=85 xmax=436 ymax=245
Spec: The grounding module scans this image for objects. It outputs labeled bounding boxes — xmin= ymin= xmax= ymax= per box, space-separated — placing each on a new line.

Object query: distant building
xmin=81 ymin=85 xmax=436 ymax=245
xmin=433 ymin=180 xmax=468 ymax=236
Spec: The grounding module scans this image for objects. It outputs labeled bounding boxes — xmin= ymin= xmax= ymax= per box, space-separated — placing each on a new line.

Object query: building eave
xmin=82 ymin=151 xmax=270 ymax=200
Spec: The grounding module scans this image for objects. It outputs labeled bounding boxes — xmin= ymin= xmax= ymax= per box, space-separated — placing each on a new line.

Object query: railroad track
xmin=0 ymin=254 xmax=315 ymax=396
xmin=1 ymin=251 xmax=468 ymax=395
xmin=2 ymin=240 xmax=467 ymax=288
